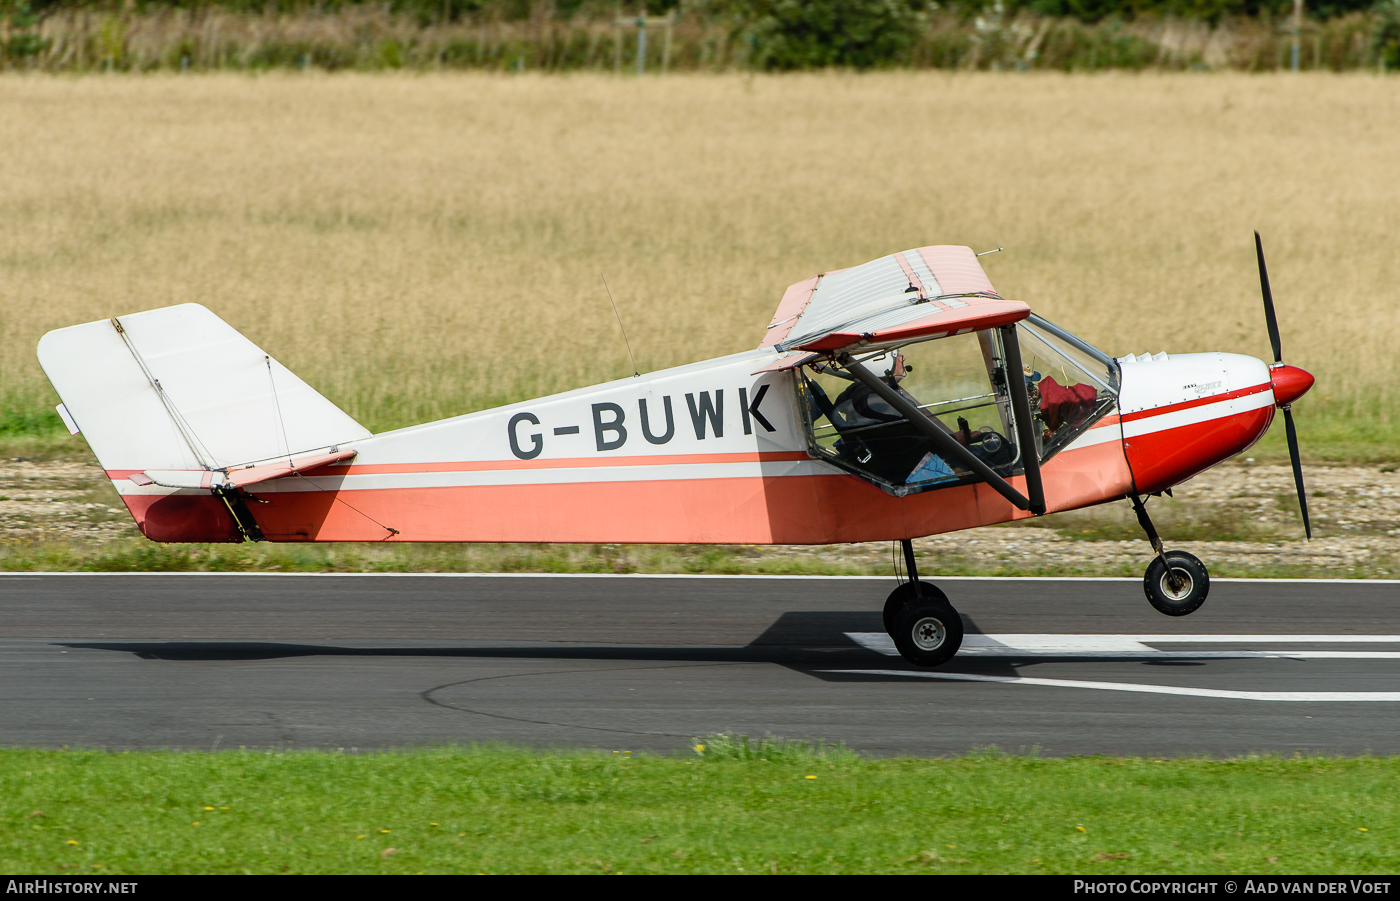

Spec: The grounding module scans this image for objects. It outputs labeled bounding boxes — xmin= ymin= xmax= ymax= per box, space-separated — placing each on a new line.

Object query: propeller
xmin=1254 ymin=231 xmax=1312 ymax=540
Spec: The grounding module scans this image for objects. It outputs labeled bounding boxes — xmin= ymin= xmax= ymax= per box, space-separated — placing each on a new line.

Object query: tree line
xmin=2 ymin=0 xmax=1389 ymax=23
xmin=4 ymin=0 xmax=1399 ymax=71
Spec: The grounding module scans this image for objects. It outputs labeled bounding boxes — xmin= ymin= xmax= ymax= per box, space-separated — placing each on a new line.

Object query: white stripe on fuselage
xmin=1062 ymin=383 xmax=1274 ymax=454
xmin=111 ymin=458 xmax=834 ymax=495
xmin=1119 ymin=388 xmax=1274 ymax=439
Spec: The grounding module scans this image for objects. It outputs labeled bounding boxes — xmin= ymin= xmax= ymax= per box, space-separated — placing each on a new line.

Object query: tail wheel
xmin=883 ymin=580 xmax=950 ymax=636
xmin=891 ymin=598 xmax=964 ymax=668
xmin=1144 ymin=551 xmax=1210 ymax=616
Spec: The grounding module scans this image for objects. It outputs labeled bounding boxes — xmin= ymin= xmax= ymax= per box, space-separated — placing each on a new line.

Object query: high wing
xmin=760 ymin=246 xmax=1029 ymax=354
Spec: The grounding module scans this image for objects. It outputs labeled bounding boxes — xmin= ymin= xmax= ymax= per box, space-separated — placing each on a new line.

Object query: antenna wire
xmin=601 ymin=275 xmax=640 ymax=377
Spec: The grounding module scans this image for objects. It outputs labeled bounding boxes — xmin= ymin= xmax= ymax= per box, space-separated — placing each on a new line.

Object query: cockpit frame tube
xmin=836 ymin=352 xmax=1032 ymax=512
xmin=999 ymin=324 xmax=1047 ymax=516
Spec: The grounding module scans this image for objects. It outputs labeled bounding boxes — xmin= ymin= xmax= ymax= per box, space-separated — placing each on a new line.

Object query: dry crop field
xmin=1 ymin=71 xmax=1397 ymax=456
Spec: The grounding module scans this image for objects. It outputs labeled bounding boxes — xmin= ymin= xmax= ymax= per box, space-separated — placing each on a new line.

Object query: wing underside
xmin=760 ymin=246 xmax=1029 ymax=354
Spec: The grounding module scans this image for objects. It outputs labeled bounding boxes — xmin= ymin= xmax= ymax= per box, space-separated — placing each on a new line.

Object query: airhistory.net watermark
xmin=6 ymin=882 xmax=137 ymax=894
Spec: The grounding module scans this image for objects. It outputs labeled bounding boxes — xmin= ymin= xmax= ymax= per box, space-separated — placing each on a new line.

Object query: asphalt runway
xmin=2 ymin=573 xmax=1399 ymax=757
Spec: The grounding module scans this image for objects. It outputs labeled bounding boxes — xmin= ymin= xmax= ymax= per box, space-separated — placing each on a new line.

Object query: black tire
xmin=1144 ymin=551 xmax=1210 ymax=616
xmin=883 ymin=580 xmax=950 ymax=636
xmin=891 ymin=598 xmax=965 ymax=668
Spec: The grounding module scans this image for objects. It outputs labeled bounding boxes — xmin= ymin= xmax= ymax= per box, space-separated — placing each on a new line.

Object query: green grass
xmin=0 ymin=535 xmax=1389 ymax=580
xmin=0 ymin=408 xmax=64 ymax=439
xmin=1247 ymin=413 xmax=1400 ymax=466
xmin=1 ymin=743 xmax=1396 ymax=874
xmin=0 ymin=428 xmax=84 ymax=462
xmin=0 ymin=537 xmax=866 ymax=576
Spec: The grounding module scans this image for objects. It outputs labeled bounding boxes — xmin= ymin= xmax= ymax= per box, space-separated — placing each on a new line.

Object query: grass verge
xmin=1 ymin=742 xmax=1396 ymax=874
xmin=0 ymin=535 xmax=1388 ymax=580
xmin=0 ymin=537 xmax=862 ymax=576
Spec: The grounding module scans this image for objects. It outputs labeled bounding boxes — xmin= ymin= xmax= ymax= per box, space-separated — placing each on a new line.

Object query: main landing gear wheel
xmin=883 ymin=580 xmax=950 ymax=635
xmin=1144 ymin=551 xmax=1210 ymax=617
xmin=891 ymin=596 xmax=964 ymax=668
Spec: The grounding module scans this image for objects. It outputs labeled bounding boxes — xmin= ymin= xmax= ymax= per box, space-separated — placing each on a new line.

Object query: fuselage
xmin=114 ymin=340 xmax=1283 ymax=545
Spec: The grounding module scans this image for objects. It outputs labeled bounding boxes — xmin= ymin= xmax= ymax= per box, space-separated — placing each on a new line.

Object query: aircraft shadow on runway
xmin=52 ymin=611 xmax=1048 ymax=679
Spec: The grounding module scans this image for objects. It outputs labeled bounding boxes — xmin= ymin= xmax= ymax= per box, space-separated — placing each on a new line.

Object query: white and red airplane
xmin=38 ymin=234 xmax=1313 ymax=667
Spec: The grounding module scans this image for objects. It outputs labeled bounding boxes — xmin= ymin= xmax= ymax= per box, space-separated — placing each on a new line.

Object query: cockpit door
xmin=795 ymin=319 xmax=1118 ymax=498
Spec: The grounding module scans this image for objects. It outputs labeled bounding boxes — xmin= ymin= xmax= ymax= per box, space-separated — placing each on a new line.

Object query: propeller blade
xmin=1282 ymin=406 xmax=1312 ymax=540
xmin=1255 ymin=231 xmax=1283 ymax=364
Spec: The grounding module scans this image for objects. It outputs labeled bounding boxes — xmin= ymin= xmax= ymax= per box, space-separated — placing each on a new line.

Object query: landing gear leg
xmin=883 ymin=540 xmax=940 ymax=633
xmin=883 ymin=539 xmax=964 ymax=668
xmin=902 ymin=537 xmax=920 ymax=585
xmin=1130 ymin=494 xmax=1209 ymax=616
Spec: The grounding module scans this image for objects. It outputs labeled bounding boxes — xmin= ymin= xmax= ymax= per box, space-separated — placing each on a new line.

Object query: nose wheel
xmin=884 ymin=540 xmax=964 ymax=667
xmin=1131 ymin=494 xmax=1210 ymax=617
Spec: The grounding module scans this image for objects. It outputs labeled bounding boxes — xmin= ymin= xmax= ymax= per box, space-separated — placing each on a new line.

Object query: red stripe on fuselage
xmin=1118 ymin=382 xmax=1272 ymax=424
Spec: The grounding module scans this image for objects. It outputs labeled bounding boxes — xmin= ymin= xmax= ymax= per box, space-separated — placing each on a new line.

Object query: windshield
xmin=1023 ymin=315 xmax=1118 ymax=393
xmin=1016 ymin=316 xmax=1119 ymax=460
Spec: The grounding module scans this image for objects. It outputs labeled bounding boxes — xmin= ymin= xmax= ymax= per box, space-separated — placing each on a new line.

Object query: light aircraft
xmin=37 ymin=234 xmax=1314 ymax=668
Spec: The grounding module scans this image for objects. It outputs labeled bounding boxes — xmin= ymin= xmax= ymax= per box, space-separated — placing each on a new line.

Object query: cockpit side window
xmin=796 ymin=322 xmax=1118 ymax=496
xmin=797 ymin=331 xmax=1020 ymax=496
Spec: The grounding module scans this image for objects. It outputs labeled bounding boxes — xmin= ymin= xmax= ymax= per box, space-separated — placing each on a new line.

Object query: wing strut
xmin=998 ymin=324 xmax=1047 ymax=515
xmin=837 ymin=353 xmax=1034 ymax=512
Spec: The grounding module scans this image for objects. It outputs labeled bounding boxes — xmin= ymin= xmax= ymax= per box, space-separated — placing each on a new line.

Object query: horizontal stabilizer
xmin=128 ymin=470 xmax=216 ymax=490
xmin=222 ymin=449 xmax=357 ymax=488
xmin=130 ymin=449 xmax=356 ymax=490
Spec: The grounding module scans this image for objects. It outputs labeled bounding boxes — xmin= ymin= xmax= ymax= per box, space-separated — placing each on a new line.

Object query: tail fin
xmin=38 ymin=303 xmax=371 ymax=540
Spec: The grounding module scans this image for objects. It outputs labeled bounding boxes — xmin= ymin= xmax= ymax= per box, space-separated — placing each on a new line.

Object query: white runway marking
xmin=845 ymin=633 xmax=1400 ymax=659
xmin=826 ymin=670 xmax=1400 ymax=702
xmin=838 ymin=633 xmax=1400 ymax=702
